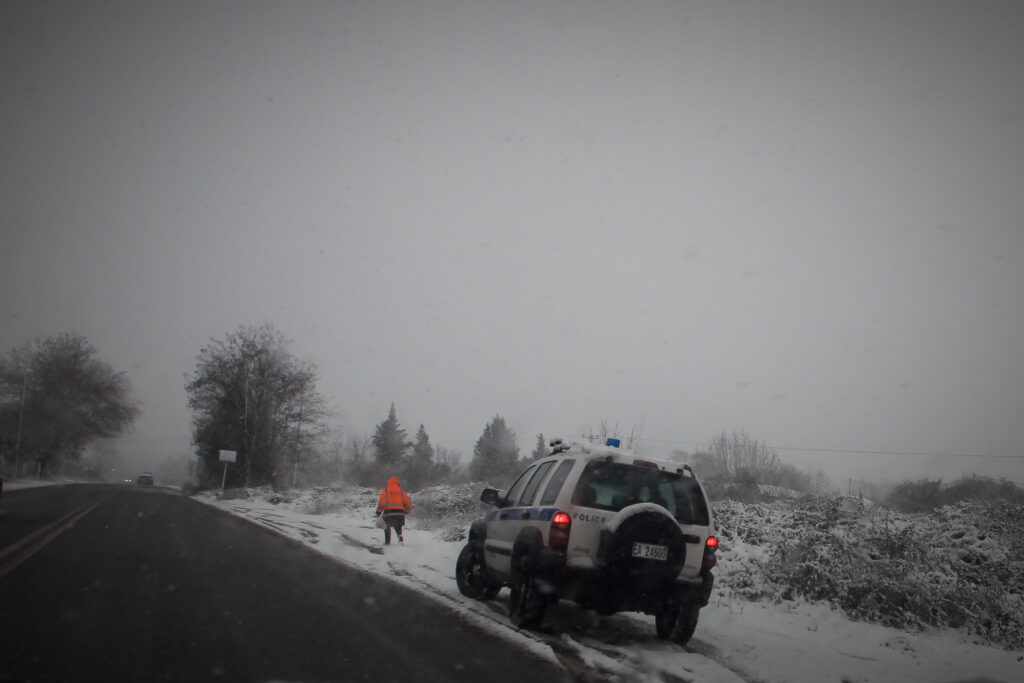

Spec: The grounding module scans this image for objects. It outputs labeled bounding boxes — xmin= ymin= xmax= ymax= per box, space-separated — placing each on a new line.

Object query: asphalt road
xmin=0 ymin=484 xmax=570 ymax=683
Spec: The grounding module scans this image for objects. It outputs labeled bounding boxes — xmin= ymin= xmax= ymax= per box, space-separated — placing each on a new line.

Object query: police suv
xmin=455 ymin=438 xmax=719 ymax=645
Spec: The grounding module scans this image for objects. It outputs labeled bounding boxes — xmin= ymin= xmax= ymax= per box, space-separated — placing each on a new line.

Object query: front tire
xmin=508 ymin=553 xmax=546 ymax=628
xmin=455 ymin=544 xmax=500 ymax=600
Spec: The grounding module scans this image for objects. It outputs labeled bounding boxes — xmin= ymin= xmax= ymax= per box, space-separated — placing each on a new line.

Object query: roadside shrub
xmin=885 ymin=478 xmax=944 ymax=512
xmin=737 ymin=497 xmax=1024 ymax=648
xmin=886 ymin=477 xmax=1024 ymax=512
xmin=405 ymin=482 xmax=489 ymax=531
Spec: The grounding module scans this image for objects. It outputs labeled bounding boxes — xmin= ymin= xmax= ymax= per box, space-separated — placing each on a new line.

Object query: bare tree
xmin=704 ymin=429 xmax=780 ymax=483
xmin=582 ymin=419 xmax=645 ymax=449
xmin=339 ymin=435 xmax=376 ymax=487
xmin=812 ymin=470 xmax=837 ymax=497
xmin=433 ymin=445 xmax=464 ymax=483
xmin=1 ymin=333 xmax=140 ymax=478
xmin=185 ymin=323 xmax=330 ymax=489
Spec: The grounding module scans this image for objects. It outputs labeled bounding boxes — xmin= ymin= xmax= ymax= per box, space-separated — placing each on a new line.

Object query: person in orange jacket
xmin=376 ymin=476 xmax=412 ymax=544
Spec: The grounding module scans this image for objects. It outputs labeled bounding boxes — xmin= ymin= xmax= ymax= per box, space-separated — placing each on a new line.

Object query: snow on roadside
xmin=195 ymin=487 xmax=1023 ymax=683
xmin=3 ymin=477 xmax=92 ymax=490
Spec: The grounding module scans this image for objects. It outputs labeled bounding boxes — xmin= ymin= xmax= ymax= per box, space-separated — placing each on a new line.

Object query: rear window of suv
xmin=571 ymin=461 xmax=709 ymax=525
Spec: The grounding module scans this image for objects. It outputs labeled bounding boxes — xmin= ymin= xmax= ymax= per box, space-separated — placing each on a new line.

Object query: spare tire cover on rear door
xmin=605 ymin=507 xmax=686 ymax=587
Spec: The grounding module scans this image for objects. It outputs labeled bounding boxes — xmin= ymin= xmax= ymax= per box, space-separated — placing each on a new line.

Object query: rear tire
xmin=508 ymin=553 xmax=546 ymax=628
xmin=455 ymin=544 xmax=499 ymax=600
xmin=656 ymin=602 xmax=700 ymax=645
xmin=655 ymin=602 xmax=676 ymax=639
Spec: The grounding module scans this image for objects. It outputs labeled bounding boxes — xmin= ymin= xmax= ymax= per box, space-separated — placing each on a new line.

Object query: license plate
xmin=632 ymin=542 xmax=668 ymax=561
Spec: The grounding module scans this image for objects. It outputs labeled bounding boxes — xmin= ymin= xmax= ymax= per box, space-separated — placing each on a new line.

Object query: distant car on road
xmin=136 ymin=473 xmax=154 ymax=486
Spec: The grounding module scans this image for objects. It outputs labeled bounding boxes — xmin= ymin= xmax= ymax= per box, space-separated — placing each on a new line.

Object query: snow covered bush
xmin=247 ymin=482 xmax=1024 ymax=649
xmin=257 ymin=486 xmax=357 ymax=514
xmin=713 ymin=496 xmax=1024 ymax=648
xmin=404 ymin=482 xmax=491 ymax=541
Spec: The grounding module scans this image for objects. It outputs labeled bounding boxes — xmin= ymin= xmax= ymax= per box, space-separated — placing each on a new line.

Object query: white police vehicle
xmin=455 ymin=438 xmax=719 ymax=645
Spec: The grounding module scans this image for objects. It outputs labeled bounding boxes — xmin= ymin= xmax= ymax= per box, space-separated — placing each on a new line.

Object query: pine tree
xmin=404 ymin=424 xmax=434 ymax=491
xmin=469 ymin=415 xmax=520 ymax=484
xmin=530 ymin=433 xmax=547 ymax=461
xmin=372 ymin=403 xmax=409 ymax=468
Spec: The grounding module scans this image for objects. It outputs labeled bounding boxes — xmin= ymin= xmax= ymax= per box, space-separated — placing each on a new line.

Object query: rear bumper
xmin=680 ymin=570 xmax=714 ymax=607
xmin=539 ymin=556 xmax=714 ymax=614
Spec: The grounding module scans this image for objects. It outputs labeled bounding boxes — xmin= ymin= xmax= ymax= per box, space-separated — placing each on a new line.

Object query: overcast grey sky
xmin=3 ymin=0 xmax=1023 ymax=485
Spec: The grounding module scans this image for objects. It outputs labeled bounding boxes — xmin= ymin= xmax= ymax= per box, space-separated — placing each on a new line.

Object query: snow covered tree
xmin=185 ymin=323 xmax=329 ymax=489
xmin=469 ymin=415 xmax=520 ymax=484
xmin=0 ymin=333 xmax=140 ymax=478
xmin=372 ymin=403 xmax=409 ymax=469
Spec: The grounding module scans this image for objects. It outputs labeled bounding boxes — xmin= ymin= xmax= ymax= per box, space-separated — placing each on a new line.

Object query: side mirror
xmin=480 ymin=488 xmax=500 ymax=506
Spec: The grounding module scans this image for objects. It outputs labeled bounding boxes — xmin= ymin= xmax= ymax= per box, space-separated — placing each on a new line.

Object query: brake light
xmin=633 ymin=459 xmax=660 ymax=469
xmin=550 ymin=512 xmax=572 ymax=549
xmin=703 ymin=535 xmax=719 ymax=571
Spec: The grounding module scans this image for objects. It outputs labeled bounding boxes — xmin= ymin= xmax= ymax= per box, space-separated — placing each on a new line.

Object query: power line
xmin=635 ymin=437 xmax=1019 ymax=460
xmin=111 ymin=434 xmax=1018 ymax=461
xmin=767 ymin=446 xmax=1018 ymax=459
xmin=110 ymin=436 xmax=187 ymax=444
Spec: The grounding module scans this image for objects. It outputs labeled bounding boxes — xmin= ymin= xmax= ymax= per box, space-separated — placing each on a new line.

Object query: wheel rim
xmin=458 ymin=548 xmax=485 ymax=594
xmin=461 ymin=557 xmax=478 ymax=587
xmin=510 ymin=558 xmax=531 ymax=621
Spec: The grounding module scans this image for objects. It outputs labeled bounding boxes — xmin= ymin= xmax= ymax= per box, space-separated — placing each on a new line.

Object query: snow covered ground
xmin=194 ymin=486 xmax=1024 ymax=683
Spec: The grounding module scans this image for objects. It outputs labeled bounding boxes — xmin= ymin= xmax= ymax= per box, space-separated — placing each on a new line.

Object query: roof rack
xmin=549 ymin=438 xmax=571 ymax=455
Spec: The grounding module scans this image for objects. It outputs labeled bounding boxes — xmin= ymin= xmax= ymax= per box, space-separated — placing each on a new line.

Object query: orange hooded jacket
xmin=376 ymin=476 xmax=412 ymax=515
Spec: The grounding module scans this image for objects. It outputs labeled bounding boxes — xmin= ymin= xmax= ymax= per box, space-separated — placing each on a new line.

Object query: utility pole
xmin=243 ymin=367 xmax=250 ymax=488
xmin=291 ymin=398 xmax=304 ymax=488
xmin=14 ymin=364 xmax=27 ymax=479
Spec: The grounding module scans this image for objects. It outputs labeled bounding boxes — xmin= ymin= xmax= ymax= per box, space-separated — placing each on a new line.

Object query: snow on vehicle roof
xmin=552 ymin=439 xmax=688 ymax=473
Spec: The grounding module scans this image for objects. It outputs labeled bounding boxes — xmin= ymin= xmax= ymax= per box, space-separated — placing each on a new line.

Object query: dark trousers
xmin=382 ymin=512 xmax=405 ymax=544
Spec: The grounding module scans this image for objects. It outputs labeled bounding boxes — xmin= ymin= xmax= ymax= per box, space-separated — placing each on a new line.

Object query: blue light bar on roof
xmin=606 ymin=438 xmax=621 ymax=448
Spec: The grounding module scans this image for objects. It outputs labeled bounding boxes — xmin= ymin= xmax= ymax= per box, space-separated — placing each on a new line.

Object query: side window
xmin=538 ymin=459 xmax=575 ymax=506
xmin=503 ymin=466 xmax=535 ymax=507
xmin=517 ymin=461 xmax=554 ymax=506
